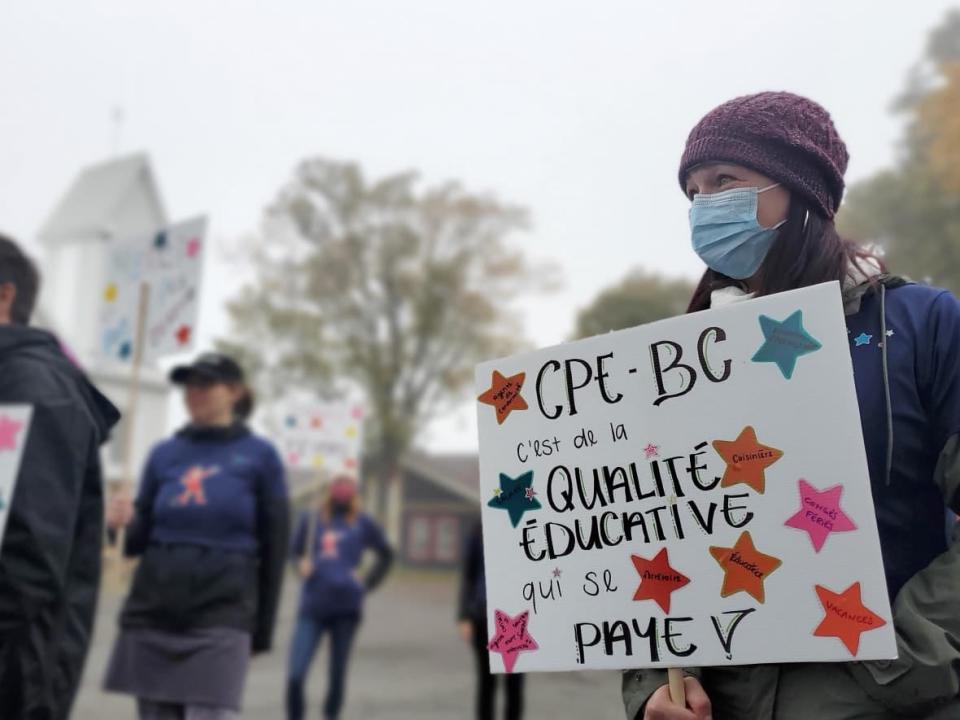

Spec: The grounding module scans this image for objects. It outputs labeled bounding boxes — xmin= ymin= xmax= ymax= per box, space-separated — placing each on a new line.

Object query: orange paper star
xmin=631 ymin=548 xmax=690 ymax=613
xmin=813 ymin=582 xmax=887 ymax=656
xmin=712 ymin=425 xmax=784 ymax=493
xmin=709 ymin=531 xmax=782 ymax=603
xmin=478 ymin=370 xmax=529 ymax=424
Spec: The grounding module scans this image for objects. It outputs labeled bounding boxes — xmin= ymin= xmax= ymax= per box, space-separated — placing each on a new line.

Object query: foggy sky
xmin=1 ymin=1 xmax=955 ymax=450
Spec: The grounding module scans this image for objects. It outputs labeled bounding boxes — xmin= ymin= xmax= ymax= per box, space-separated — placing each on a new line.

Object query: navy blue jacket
xmin=291 ymin=510 xmax=392 ymax=619
xmin=846 ymin=280 xmax=960 ymax=600
xmin=122 ymin=424 xmax=289 ymax=652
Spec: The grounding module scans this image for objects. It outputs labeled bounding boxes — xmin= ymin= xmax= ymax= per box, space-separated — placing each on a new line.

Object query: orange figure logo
xmin=320 ymin=529 xmax=342 ymax=558
xmin=173 ymin=465 xmax=220 ymax=506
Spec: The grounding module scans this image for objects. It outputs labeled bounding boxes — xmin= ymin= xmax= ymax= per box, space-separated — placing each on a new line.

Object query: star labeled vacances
xmin=709 ymin=531 xmax=782 ymax=603
xmin=631 ymin=548 xmax=690 ymax=613
xmin=784 ymin=479 xmax=857 ymax=552
xmin=487 ymin=609 xmax=539 ymax=673
xmin=712 ymin=425 xmax=784 ymax=494
xmin=488 ymin=471 xmax=541 ymax=527
xmin=752 ymin=310 xmax=822 ymax=379
xmin=813 ymin=581 xmax=887 ymax=655
xmin=478 ymin=370 xmax=529 ymax=424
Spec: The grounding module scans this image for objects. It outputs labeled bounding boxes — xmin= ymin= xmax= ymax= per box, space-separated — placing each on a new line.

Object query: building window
xmin=407 ymin=515 xmax=433 ymax=563
xmin=406 ymin=513 xmax=461 ymax=565
xmin=434 ymin=517 xmax=459 ymax=563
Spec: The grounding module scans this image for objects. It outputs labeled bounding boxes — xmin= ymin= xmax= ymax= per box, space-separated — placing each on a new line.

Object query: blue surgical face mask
xmin=689 ymin=183 xmax=786 ymax=280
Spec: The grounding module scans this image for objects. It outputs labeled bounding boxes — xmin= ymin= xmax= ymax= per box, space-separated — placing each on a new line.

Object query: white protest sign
xmin=277 ymin=402 xmax=365 ymax=477
xmin=475 ymin=282 xmax=897 ymax=674
xmin=99 ymin=217 xmax=207 ymax=363
xmin=0 ymin=406 xmax=33 ymax=551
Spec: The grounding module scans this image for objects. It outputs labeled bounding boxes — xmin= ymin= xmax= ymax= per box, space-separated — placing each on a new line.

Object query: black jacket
xmin=0 ymin=326 xmax=120 ymax=720
xmin=120 ymin=424 xmax=290 ymax=653
xmin=458 ymin=519 xmax=486 ymax=623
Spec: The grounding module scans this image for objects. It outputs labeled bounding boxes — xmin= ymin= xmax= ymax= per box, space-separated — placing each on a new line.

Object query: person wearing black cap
xmin=624 ymin=92 xmax=960 ymax=720
xmin=103 ymin=352 xmax=289 ymax=720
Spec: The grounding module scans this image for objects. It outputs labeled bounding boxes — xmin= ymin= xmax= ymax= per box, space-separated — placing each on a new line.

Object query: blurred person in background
xmin=286 ymin=474 xmax=393 ymax=720
xmin=0 ymin=235 xmax=120 ymax=720
xmin=458 ymin=517 xmax=524 ymax=720
xmin=104 ymin=353 xmax=289 ymax=720
xmin=626 ymin=91 xmax=960 ymax=720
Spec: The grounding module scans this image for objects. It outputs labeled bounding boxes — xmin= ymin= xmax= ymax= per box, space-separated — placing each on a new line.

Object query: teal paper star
xmin=488 ymin=471 xmax=541 ymax=527
xmin=854 ymin=332 xmax=873 ymax=347
xmin=751 ymin=310 xmax=822 ymax=380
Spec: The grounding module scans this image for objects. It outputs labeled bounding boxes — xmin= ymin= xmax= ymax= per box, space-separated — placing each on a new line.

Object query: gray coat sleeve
xmin=849 ymin=434 xmax=960 ymax=716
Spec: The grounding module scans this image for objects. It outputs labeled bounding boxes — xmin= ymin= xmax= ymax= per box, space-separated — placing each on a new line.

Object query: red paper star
xmin=478 ymin=370 xmax=529 ymax=425
xmin=487 ymin=609 xmax=539 ymax=673
xmin=175 ymin=325 xmax=192 ymax=346
xmin=524 ymin=487 xmax=537 ymax=500
xmin=644 ymin=443 xmax=660 ymax=459
xmin=712 ymin=426 xmax=784 ymax=494
xmin=0 ymin=415 xmax=24 ymax=451
xmin=814 ymin=582 xmax=887 ymax=656
xmin=186 ymin=237 xmax=201 ymax=258
xmin=310 ymin=416 xmax=323 ymax=429
xmin=709 ymin=531 xmax=782 ymax=603
xmin=631 ymin=548 xmax=690 ymax=613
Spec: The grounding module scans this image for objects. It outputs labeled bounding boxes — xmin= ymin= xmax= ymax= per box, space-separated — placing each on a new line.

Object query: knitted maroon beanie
xmin=678 ymin=92 xmax=849 ymax=218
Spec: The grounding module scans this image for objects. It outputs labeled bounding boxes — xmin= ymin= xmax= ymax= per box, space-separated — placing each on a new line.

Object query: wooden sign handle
xmin=112 ymin=281 xmax=150 ymax=553
xmin=668 ymin=667 xmax=686 ymax=707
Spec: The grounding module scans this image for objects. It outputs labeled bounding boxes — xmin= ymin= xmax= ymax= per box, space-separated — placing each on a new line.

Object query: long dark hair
xmin=233 ymin=385 xmax=255 ymax=421
xmin=687 ymin=196 xmax=885 ymax=313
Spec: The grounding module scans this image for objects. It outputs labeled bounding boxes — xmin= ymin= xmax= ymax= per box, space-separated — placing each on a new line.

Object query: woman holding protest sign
xmin=286 ymin=474 xmax=393 ymax=720
xmin=624 ymin=92 xmax=960 ymax=719
xmin=104 ymin=352 xmax=289 ymax=720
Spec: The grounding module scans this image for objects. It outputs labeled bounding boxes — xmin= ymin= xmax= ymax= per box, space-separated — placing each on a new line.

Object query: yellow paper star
xmin=104 ymin=284 xmax=118 ymax=303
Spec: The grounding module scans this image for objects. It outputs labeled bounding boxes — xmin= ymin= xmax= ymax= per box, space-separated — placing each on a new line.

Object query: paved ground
xmin=75 ymin=569 xmax=627 ymax=719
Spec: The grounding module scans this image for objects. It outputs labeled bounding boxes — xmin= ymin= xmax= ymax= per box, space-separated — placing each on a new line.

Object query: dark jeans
xmin=471 ymin=616 xmax=524 ymax=720
xmin=286 ymin=614 xmax=360 ymax=720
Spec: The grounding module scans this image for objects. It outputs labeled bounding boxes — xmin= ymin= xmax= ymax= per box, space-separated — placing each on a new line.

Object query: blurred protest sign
xmin=99 ymin=216 xmax=207 ymax=364
xmin=0 ymin=406 xmax=32 ymax=551
xmin=97 ymin=216 xmax=206 ymax=559
xmin=277 ymin=401 xmax=365 ymax=479
xmin=475 ymin=282 xmax=896 ymax=674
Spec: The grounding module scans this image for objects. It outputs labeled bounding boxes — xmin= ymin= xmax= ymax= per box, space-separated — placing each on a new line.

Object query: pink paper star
xmin=186 ymin=237 xmax=201 ymax=258
xmin=644 ymin=443 xmax=660 ymax=459
xmin=487 ymin=609 xmax=538 ymax=673
xmin=0 ymin=415 xmax=24 ymax=451
xmin=552 ymin=567 xmax=562 ymax=578
xmin=524 ymin=487 xmax=537 ymax=500
xmin=784 ymin=479 xmax=857 ymax=552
